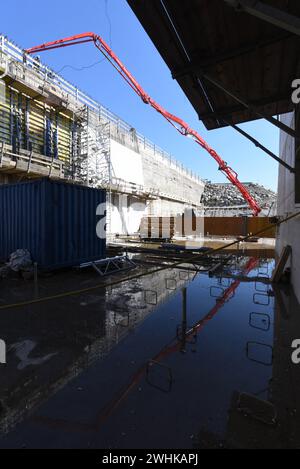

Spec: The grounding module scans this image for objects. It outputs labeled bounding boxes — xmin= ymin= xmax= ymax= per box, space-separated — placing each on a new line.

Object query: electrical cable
xmin=56 ymin=59 xmax=105 ymax=74
xmin=104 ymin=0 xmax=112 ymax=48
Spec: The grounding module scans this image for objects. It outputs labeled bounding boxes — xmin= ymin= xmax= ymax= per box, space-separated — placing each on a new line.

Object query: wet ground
xmin=0 ymin=251 xmax=300 ymax=448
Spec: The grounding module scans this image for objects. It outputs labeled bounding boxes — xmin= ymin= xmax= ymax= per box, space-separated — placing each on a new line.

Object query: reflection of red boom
xmin=156 ymin=256 xmax=259 ymax=360
xmin=33 ymin=257 xmax=258 ymax=433
xmin=26 ymin=33 xmax=261 ymax=216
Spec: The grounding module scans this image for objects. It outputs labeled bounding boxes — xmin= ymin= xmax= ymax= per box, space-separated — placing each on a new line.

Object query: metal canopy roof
xmin=127 ymin=0 xmax=300 ymax=130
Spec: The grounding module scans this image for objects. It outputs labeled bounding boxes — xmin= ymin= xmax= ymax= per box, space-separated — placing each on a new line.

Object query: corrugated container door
xmin=0 ymin=179 xmax=106 ymax=270
xmin=43 ymin=181 xmax=106 ymax=269
xmin=0 ymin=180 xmax=44 ymax=263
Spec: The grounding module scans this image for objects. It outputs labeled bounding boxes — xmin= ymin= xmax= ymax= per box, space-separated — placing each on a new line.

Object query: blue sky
xmin=2 ymin=0 xmax=279 ymax=190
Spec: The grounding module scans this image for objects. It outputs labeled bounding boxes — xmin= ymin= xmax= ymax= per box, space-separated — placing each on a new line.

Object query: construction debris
xmin=202 ymin=182 xmax=277 ymax=216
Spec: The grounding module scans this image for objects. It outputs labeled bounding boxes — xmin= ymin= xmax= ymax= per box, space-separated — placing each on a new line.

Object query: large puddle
xmin=0 ymin=255 xmax=300 ymax=448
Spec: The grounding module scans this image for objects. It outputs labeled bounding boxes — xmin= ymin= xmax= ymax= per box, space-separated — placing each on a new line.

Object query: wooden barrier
xmin=247 ymin=217 xmax=276 ymax=238
xmin=204 ymin=217 xmax=245 ymax=237
xmin=205 ymin=216 xmax=276 ymax=238
xmin=140 ymin=217 xmax=175 ymax=238
xmin=140 ymin=216 xmax=276 ymax=239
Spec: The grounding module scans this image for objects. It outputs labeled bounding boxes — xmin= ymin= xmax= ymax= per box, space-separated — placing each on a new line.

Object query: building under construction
xmin=0 ymin=35 xmax=205 ymax=240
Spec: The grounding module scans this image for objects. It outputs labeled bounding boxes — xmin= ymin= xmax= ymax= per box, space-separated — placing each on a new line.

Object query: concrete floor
xmin=0 ymin=250 xmax=299 ymax=448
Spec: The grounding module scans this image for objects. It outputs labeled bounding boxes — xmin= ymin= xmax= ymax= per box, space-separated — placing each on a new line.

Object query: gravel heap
xmin=201 ymin=182 xmax=276 ymax=209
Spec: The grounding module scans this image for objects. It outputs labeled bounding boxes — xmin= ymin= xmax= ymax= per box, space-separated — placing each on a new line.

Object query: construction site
xmin=0 ymin=0 xmax=300 ymax=451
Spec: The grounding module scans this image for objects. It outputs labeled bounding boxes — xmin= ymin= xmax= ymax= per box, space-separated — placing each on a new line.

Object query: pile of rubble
xmin=201 ymin=182 xmax=277 ymax=215
xmin=0 ymin=249 xmax=34 ymax=280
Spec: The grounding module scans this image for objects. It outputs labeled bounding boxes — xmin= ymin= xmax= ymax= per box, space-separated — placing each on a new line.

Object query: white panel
xmin=110 ymin=140 xmax=144 ymax=186
xmin=127 ymin=196 xmax=146 ymax=233
xmin=110 ymin=194 xmax=146 ymax=235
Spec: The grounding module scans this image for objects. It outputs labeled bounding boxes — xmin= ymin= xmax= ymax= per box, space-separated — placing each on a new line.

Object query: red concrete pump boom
xmin=26 ymin=32 xmax=261 ymax=215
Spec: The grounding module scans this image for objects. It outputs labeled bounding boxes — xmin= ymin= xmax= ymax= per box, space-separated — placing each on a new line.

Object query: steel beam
xmin=225 ymin=120 xmax=295 ymax=172
xmin=224 ymin=0 xmax=300 ymax=37
xmin=200 ymin=72 xmax=296 ymax=138
xmin=195 ymin=75 xmax=295 ymax=172
xmin=172 ymin=32 xmax=291 ymax=80
xmin=198 ymin=92 xmax=290 ymax=121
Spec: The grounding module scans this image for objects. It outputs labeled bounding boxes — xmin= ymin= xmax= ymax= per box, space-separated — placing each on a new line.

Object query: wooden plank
xmin=271 ymin=245 xmax=292 ymax=283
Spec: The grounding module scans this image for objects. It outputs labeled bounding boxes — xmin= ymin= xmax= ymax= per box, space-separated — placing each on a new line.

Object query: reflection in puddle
xmin=0 ymin=255 xmax=299 ymax=448
xmin=10 ymin=341 xmax=58 ymax=371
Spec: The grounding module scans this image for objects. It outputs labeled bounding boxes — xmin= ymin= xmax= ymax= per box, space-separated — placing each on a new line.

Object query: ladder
xmin=94 ymin=120 xmax=112 ymax=241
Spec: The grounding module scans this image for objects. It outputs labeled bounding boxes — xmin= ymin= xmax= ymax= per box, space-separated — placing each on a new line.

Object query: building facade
xmin=0 ymin=35 xmax=205 ymax=240
xmin=277 ymin=112 xmax=300 ymax=303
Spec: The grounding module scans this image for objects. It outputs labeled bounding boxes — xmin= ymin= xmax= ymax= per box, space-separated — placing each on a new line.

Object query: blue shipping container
xmin=0 ymin=179 xmax=106 ymax=269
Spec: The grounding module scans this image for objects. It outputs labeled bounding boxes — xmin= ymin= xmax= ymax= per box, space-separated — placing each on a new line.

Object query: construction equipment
xmin=25 ymin=32 xmax=261 ymax=216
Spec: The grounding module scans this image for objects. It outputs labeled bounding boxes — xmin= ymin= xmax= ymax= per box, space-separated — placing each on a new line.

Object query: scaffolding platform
xmin=0 ymin=144 xmax=63 ymax=179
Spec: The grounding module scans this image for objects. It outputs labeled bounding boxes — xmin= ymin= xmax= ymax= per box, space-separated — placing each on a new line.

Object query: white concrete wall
xmin=141 ymin=149 xmax=205 ymax=206
xmin=276 ymin=112 xmax=300 ymax=302
xmin=109 ymin=136 xmax=205 ymax=207
xmin=110 ymin=193 xmax=147 ymax=235
xmin=110 ymin=140 xmax=144 ymax=186
xmin=148 ymin=199 xmax=198 ymax=217
xmin=109 ymin=135 xmax=205 ymax=235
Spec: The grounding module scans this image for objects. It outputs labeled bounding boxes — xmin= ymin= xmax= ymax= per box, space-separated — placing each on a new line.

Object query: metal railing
xmin=0 ymin=35 xmax=204 ymax=185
